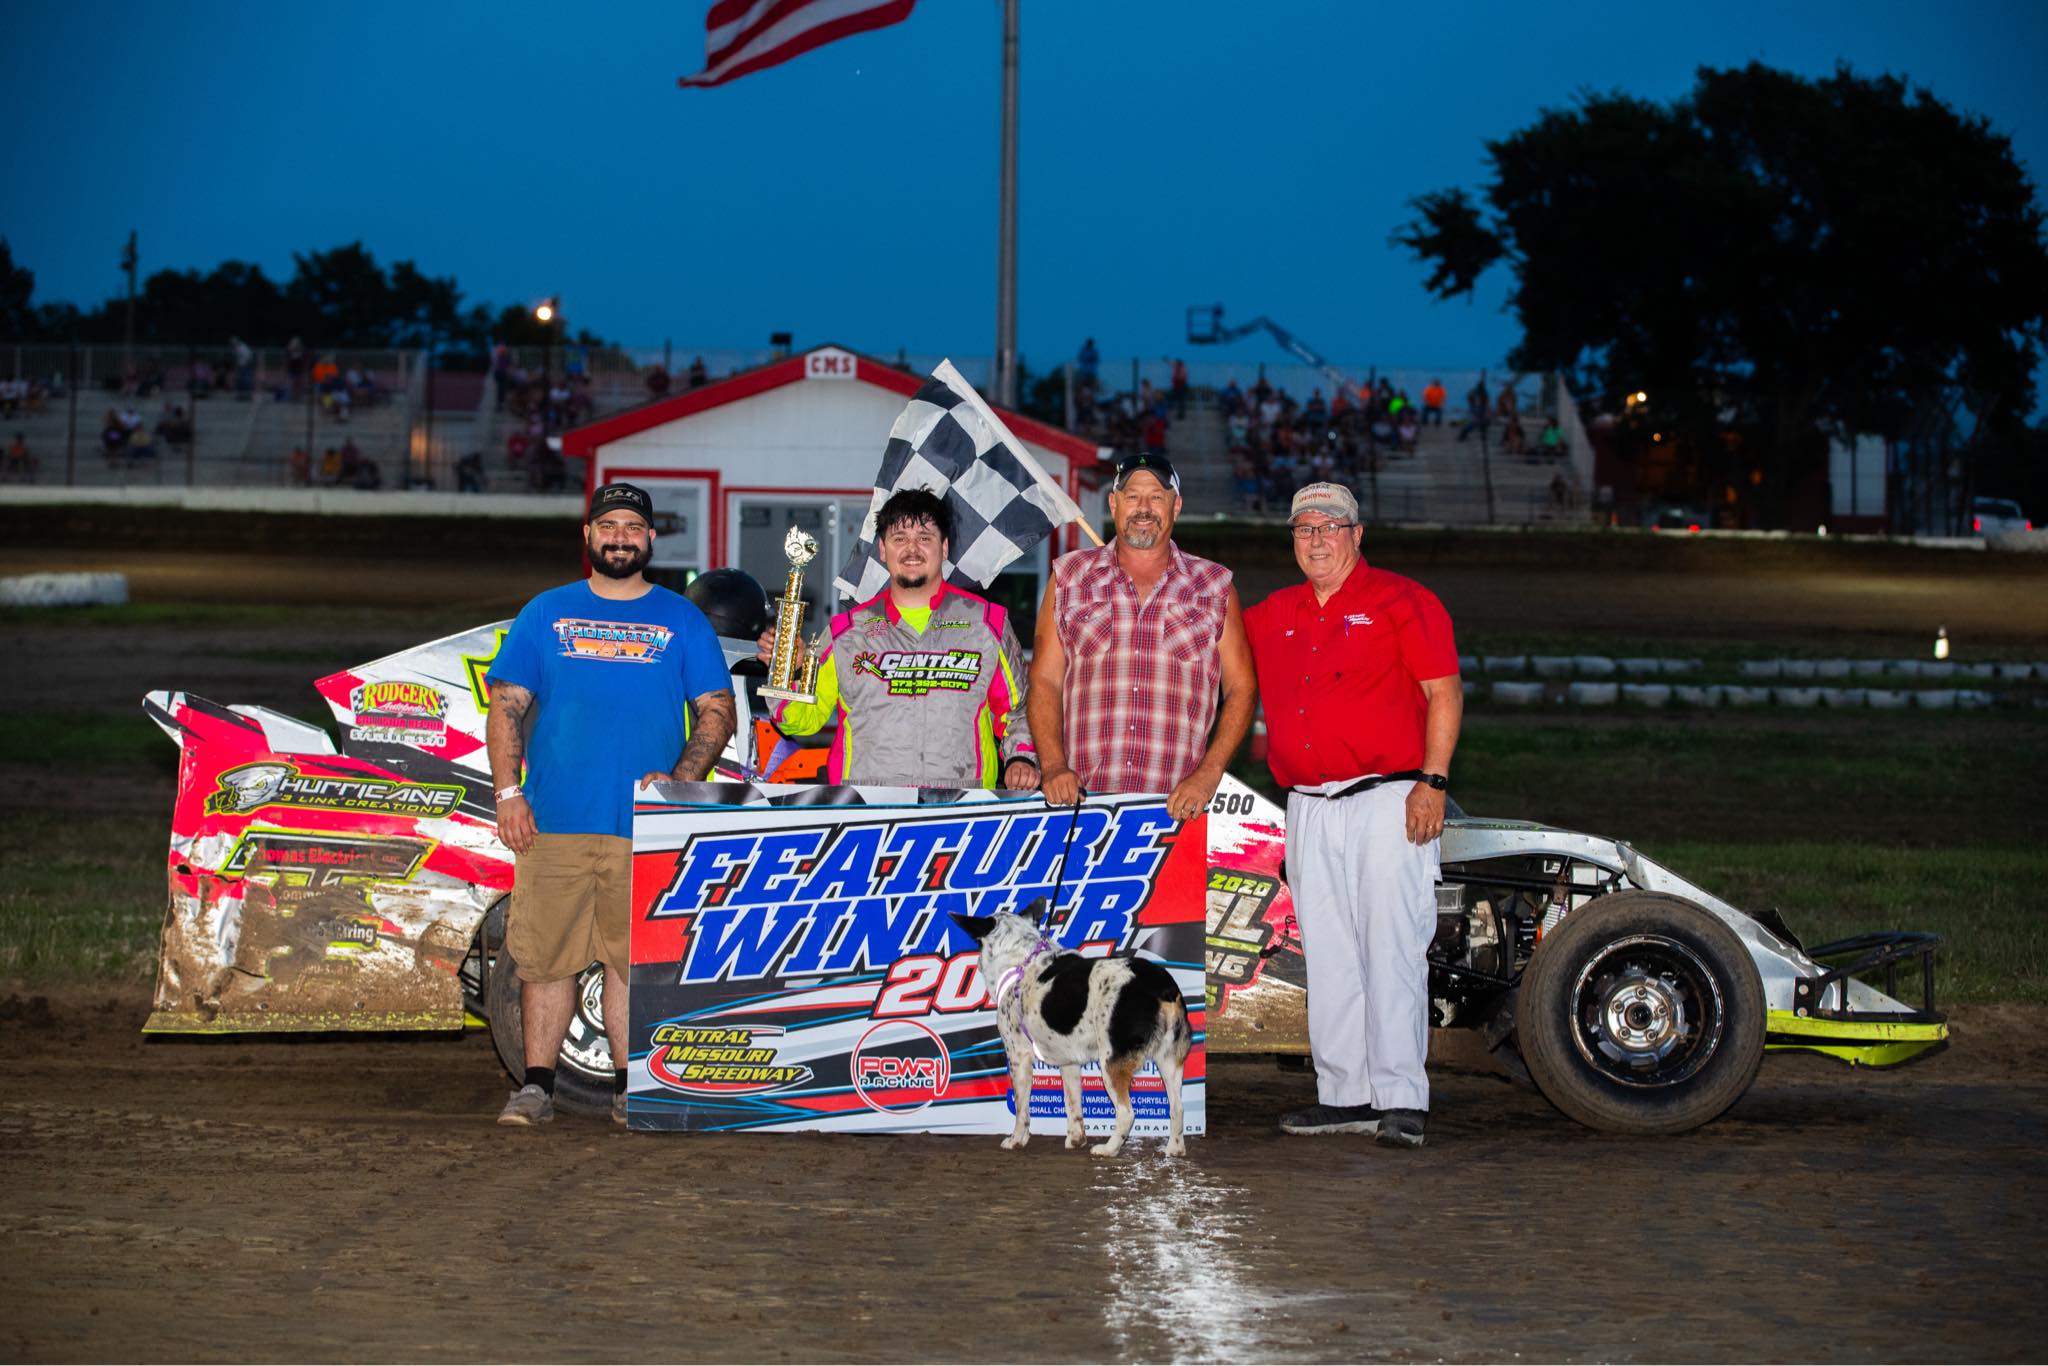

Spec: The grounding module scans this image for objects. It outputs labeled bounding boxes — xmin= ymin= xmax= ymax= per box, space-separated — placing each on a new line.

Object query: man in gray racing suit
xmin=756 ymin=487 xmax=1039 ymax=790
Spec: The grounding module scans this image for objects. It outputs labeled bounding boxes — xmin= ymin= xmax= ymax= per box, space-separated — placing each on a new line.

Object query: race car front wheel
xmin=1517 ymin=891 xmax=1765 ymax=1134
xmin=482 ymin=902 xmax=616 ymax=1120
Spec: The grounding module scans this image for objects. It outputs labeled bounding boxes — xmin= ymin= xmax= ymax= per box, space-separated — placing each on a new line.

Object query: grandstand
xmin=0 ymin=343 xmax=1591 ymax=527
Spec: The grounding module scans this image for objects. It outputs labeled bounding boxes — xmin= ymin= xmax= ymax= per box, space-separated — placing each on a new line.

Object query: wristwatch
xmin=1418 ymin=772 xmax=1449 ymax=790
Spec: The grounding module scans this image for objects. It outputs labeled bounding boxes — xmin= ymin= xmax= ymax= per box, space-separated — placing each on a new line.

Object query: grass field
xmin=2 ymin=600 xmax=2042 ymax=1003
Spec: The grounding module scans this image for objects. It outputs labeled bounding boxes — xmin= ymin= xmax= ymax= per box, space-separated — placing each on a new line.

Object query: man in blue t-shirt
xmin=485 ymin=481 xmax=735 ymax=1128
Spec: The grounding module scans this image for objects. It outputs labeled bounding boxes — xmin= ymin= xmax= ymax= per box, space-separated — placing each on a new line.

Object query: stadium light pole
xmin=535 ymin=298 xmax=558 ymax=430
xmin=993 ymin=0 xmax=1018 ymax=409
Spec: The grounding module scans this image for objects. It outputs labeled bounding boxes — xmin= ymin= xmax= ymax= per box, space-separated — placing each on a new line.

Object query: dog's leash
xmin=1039 ymin=789 xmax=1087 ymax=930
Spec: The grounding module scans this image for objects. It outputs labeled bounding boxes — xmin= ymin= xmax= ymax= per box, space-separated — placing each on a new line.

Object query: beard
xmin=891 ymin=569 xmax=931 ymax=590
xmin=1120 ymin=516 xmax=1164 ymax=550
xmin=588 ymin=537 xmax=651 ymax=580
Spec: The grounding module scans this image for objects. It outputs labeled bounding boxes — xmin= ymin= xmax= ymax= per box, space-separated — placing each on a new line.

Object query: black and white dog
xmin=951 ymin=908 xmax=1192 ymax=1157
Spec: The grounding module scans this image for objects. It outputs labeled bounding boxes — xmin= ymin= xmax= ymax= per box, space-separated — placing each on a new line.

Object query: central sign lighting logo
xmin=644 ymin=1023 xmax=813 ymax=1096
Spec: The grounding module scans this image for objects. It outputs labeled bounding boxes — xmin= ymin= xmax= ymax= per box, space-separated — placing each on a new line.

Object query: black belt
xmin=1289 ymin=770 xmax=1431 ymax=800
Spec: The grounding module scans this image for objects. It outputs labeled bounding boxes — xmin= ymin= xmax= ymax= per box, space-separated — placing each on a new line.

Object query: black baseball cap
xmin=1112 ymin=451 xmax=1181 ymax=494
xmin=588 ymin=481 xmax=653 ymax=524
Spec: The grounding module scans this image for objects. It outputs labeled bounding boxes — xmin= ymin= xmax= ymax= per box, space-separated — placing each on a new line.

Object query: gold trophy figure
xmin=758 ymin=525 xmax=820 ymax=705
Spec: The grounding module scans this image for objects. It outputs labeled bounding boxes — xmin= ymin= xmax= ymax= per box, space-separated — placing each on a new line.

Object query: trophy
xmin=758 ymin=525 xmax=821 ymax=705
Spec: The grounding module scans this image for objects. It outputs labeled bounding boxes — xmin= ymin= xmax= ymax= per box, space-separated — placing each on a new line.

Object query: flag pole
xmin=935 ymin=359 xmax=1103 ymax=547
xmin=993 ymin=0 xmax=1019 ymax=409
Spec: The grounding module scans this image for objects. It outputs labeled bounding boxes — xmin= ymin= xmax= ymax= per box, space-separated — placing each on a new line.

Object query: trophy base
xmin=758 ymin=686 xmax=819 ymax=705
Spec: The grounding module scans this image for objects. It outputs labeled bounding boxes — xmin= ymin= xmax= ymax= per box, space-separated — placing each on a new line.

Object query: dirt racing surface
xmin=3 ymin=993 xmax=2044 ymax=1364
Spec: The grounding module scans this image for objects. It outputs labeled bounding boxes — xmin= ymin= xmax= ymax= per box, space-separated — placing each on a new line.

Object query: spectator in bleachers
xmin=506 ymin=428 xmax=530 ymax=467
xmin=1456 ymin=379 xmax=1489 ymax=442
xmin=1251 ymin=372 xmax=1272 ymax=406
xmin=1496 ymin=381 xmax=1519 ymax=421
xmin=1397 ymin=407 xmax=1421 ymax=452
xmin=1550 ymin=468 xmax=1571 ymax=508
xmin=156 ymin=405 xmax=193 ymax=459
xmin=1540 ymin=417 xmax=1564 ymax=459
xmin=1257 ymin=388 xmax=1281 ymax=437
xmin=320 ymin=447 xmax=342 ymax=482
xmin=101 ymin=414 xmax=128 ymax=465
xmin=1170 ymin=359 xmax=1189 ymax=419
xmin=289 ymin=445 xmax=310 ymax=486
xmin=1501 ymin=413 xmax=1527 ymax=456
xmin=456 ymin=450 xmax=484 ymax=493
xmin=1142 ymin=408 xmax=1169 ymax=457
xmin=0 ymin=378 xmax=23 ymax=417
xmin=338 ymin=437 xmax=362 ymax=484
xmin=1369 ymin=407 xmax=1396 ymax=452
xmin=687 ymin=356 xmax=708 ymax=388
xmin=188 ymin=359 xmax=215 ymax=399
xmin=352 ymin=457 xmax=382 ymax=490
xmin=126 ymin=419 xmax=157 ymax=464
xmin=1233 ymin=452 xmax=1262 ymax=513
xmin=646 ymin=364 xmax=671 ymax=399
xmin=1077 ymin=337 xmax=1099 ymax=390
xmin=1422 ymin=377 xmax=1446 ymax=425
xmin=1220 ymin=376 xmax=1243 ymax=416
xmin=4 ymin=432 xmax=35 ymax=482
xmin=231 ymin=337 xmax=255 ymax=397
xmin=286 ymin=337 xmax=308 ymax=398
xmin=1330 ymin=385 xmax=1351 ymax=426
xmin=492 ymin=345 xmax=512 ymax=411
xmin=1301 ymin=388 xmax=1328 ymax=431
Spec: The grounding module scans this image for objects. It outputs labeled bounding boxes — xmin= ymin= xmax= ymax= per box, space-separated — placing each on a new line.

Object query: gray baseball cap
xmin=1290 ymin=481 xmax=1359 ymax=523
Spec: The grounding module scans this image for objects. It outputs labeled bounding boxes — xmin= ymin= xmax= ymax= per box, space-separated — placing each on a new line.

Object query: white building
xmin=564 ymin=345 xmax=1106 ymax=616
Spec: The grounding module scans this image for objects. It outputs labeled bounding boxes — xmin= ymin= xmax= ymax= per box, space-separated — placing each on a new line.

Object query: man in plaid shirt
xmin=1028 ymin=452 xmax=1256 ymax=818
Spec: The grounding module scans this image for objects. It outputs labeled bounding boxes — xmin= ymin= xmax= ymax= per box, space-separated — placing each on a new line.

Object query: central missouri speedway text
xmin=649 ymin=806 xmax=1177 ymax=983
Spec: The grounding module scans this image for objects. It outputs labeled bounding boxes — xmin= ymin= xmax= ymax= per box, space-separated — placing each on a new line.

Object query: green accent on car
xmin=1764 ymin=1009 xmax=1947 ymax=1067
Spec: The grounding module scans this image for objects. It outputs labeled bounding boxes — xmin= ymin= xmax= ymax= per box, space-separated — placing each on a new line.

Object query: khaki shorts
xmin=507 ymin=833 xmax=633 ymax=983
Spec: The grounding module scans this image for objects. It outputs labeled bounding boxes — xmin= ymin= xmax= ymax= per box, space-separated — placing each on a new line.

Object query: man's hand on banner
xmin=1167 ymin=764 xmax=1223 ymax=824
xmin=1003 ymin=758 xmax=1041 ymax=792
xmin=1040 ymin=764 xmax=1082 ymax=805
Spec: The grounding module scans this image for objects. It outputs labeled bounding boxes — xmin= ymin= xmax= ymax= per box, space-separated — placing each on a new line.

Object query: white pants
xmin=1286 ymin=783 xmax=1439 ymax=1112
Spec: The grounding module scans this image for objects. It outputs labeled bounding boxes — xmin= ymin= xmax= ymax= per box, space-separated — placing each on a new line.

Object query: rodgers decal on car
xmin=347 ymin=680 xmax=450 ymax=747
xmin=204 ymin=762 xmax=464 ymax=819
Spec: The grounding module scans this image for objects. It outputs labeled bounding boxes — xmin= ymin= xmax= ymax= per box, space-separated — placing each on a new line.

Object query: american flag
xmin=679 ymin=0 xmax=916 ymax=89
xmin=835 ymin=360 xmax=1088 ymax=603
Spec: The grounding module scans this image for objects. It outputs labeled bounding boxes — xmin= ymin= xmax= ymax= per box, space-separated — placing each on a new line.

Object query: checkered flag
xmin=835 ymin=359 xmax=1089 ymax=602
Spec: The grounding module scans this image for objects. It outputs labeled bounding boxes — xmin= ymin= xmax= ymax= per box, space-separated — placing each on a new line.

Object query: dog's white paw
xmin=1089 ymin=1138 xmax=1125 ymax=1157
xmin=1000 ymin=1133 xmax=1029 ymax=1150
xmin=1064 ymin=1127 xmax=1086 ymax=1149
xmin=1164 ymin=1136 xmax=1187 ymax=1157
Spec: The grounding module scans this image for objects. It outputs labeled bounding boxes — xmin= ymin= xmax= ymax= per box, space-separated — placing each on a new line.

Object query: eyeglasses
xmin=1290 ymin=521 xmax=1355 ymax=540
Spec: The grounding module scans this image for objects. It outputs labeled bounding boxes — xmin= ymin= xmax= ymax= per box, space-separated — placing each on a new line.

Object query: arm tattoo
xmin=485 ymin=682 xmax=535 ymax=788
xmin=673 ymin=690 xmax=737 ymax=781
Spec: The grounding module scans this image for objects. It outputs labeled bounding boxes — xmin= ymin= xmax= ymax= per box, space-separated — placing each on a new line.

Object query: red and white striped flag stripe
xmin=679 ymin=0 xmax=916 ymax=89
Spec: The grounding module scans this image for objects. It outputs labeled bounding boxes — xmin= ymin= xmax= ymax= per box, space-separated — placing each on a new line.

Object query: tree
xmin=1397 ymin=63 xmax=2048 ymax=527
xmin=0 ymin=240 xmax=35 ymax=339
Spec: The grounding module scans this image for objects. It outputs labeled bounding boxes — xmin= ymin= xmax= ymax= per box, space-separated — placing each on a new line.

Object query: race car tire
xmin=484 ymin=931 xmax=615 ymax=1120
xmin=1518 ymin=891 xmax=1765 ymax=1134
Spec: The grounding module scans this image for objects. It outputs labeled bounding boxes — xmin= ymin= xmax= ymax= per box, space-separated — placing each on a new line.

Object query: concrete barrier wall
xmin=0 ymin=486 xmax=581 ymax=519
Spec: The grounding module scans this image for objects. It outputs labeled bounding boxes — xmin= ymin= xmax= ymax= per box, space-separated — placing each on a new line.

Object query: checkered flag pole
xmin=835 ymin=359 xmax=1097 ymax=602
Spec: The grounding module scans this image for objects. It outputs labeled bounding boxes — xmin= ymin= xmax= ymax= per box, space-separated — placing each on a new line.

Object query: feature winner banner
xmin=626 ymin=783 xmax=1207 ymax=1136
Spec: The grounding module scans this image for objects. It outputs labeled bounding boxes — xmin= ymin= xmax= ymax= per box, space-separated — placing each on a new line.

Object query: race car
xmin=143 ymin=621 xmax=1947 ymax=1133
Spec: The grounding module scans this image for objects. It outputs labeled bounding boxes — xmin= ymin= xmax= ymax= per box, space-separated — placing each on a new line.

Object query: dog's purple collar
xmin=993 ymin=938 xmax=1058 ymax=1063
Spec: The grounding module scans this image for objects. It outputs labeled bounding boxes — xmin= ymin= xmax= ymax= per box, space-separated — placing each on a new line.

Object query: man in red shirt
xmin=1244 ymin=482 xmax=1462 ymax=1148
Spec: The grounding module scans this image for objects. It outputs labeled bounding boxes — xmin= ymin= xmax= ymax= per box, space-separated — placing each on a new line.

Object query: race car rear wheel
xmin=483 ymin=911 xmax=615 ymax=1120
xmin=1518 ymin=891 xmax=1764 ymax=1134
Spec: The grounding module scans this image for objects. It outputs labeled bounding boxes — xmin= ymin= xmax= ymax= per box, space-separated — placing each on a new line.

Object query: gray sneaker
xmin=1376 ymin=1108 xmax=1426 ymax=1148
xmin=1279 ymin=1102 xmax=1381 ymax=1135
xmin=611 ymin=1092 xmax=628 ymax=1127
xmin=496 ymin=1083 xmax=554 ymax=1126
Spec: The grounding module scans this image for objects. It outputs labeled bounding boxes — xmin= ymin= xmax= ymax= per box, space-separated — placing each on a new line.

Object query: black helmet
xmin=684 ymin=567 xmax=771 ymax=641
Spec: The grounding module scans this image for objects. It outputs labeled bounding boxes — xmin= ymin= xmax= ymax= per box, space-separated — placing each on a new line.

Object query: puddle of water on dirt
xmin=1090 ymin=1155 xmax=1298 ymax=1362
